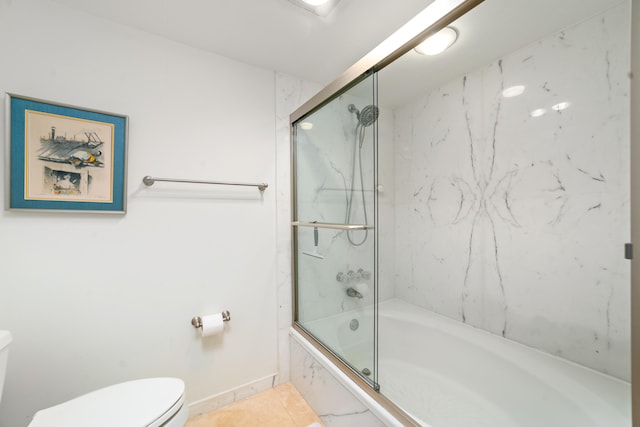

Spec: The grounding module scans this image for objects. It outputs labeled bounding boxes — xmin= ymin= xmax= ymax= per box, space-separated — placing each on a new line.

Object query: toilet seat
xmin=28 ymin=377 xmax=186 ymax=427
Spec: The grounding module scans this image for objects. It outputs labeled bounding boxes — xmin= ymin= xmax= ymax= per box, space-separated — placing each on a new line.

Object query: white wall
xmin=0 ymin=1 xmax=279 ymax=426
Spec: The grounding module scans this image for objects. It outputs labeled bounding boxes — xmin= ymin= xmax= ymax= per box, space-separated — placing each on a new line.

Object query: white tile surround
xmin=275 ymin=72 xmax=323 ymax=384
xmin=393 ymin=2 xmax=631 ymax=380
xmin=290 ymin=332 xmax=389 ymax=427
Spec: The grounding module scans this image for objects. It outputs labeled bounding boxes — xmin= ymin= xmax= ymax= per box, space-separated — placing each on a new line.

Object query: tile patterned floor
xmin=186 ymin=382 xmax=324 ymax=427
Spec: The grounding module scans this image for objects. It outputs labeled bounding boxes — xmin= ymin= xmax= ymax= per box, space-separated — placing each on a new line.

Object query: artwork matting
xmin=5 ymin=93 xmax=128 ymax=213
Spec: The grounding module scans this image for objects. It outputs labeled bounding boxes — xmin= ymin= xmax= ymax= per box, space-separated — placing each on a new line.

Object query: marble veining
xmin=290 ymin=336 xmax=387 ymax=427
xmin=394 ymin=2 xmax=631 ymax=380
xmin=459 ymin=59 xmax=509 ymax=337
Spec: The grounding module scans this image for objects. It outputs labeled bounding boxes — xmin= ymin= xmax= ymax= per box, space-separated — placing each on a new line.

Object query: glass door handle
xmin=292 ymin=221 xmax=374 ymax=231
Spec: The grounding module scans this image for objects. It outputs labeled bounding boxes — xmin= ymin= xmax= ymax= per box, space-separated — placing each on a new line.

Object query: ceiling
xmin=49 ymin=0 xmax=437 ymax=86
xmin=50 ymin=0 xmax=626 ymax=108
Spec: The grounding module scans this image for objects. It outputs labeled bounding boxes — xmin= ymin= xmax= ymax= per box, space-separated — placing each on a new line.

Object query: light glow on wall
xmin=502 ymin=85 xmax=526 ymax=98
xmin=530 ymin=108 xmax=546 ymax=118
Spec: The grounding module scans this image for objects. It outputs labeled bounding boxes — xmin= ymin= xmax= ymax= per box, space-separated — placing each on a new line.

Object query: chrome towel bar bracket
xmin=143 ymin=176 xmax=268 ymax=192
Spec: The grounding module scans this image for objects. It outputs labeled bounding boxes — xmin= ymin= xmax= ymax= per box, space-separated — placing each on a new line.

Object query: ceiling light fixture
xmin=289 ymin=0 xmax=341 ymax=16
xmin=415 ymin=27 xmax=458 ymax=56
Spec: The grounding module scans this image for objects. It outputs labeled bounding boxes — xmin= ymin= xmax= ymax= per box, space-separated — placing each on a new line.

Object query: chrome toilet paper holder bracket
xmin=191 ymin=310 xmax=231 ymax=329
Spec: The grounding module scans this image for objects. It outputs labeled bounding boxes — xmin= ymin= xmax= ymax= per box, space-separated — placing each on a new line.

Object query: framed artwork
xmin=5 ymin=94 xmax=128 ymax=213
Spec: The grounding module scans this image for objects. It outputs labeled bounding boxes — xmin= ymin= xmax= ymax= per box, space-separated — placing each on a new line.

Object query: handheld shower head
xmin=348 ymin=104 xmax=379 ymax=127
xmin=344 ymin=102 xmax=378 ymax=247
xmin=359 ymin=105 xmax=379 ymax=127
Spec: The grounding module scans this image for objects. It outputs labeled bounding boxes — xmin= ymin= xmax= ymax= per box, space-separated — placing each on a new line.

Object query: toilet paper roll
xmin=200 ymin=313 xmax=224 ymax=337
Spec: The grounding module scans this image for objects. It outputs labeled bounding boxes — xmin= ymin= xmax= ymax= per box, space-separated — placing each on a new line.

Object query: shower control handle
xmin=337 ymin=268 xmax=372 ymax=283
xmin=336 ymin=271 xmax=357 ymax=282
xmin=357 ymin=268 xmax=372 ymax=280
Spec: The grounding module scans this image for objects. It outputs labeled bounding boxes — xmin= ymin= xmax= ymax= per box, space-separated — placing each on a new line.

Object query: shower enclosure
xmin=290 ymin=0 xmax=633 ymax=425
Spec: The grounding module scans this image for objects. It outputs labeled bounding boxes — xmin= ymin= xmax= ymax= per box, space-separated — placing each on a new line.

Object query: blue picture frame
xmin=6 ymin=94 xmax=128 ymax=213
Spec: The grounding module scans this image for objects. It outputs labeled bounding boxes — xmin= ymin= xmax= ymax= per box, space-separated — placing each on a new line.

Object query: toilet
xmin=0 ymin=331 xmax=188 ymax=427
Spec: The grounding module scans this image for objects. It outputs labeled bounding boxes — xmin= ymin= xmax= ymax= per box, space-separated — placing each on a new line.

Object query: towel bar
xmin=143 ymin=176 xmax=268 ymax=192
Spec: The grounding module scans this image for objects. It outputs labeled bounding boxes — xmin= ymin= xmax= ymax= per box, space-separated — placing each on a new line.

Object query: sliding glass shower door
xmin=292 ymin=73 xmax=379 ymax=387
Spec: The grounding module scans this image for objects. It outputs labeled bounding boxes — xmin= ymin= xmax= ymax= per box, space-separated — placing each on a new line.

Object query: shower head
xmin=348 ymin=104 xmax=379 ymax=127
xmin=359 ymin=105 xmax=379 ymax=127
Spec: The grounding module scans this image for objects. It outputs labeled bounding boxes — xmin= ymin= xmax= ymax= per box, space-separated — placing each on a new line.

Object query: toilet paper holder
xmin=191 ymin=310 xmax=231 ymax=329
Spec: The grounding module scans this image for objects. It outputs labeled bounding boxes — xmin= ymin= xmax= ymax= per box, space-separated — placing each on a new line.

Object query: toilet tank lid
xmin=0 ymin=331 xmax=12 ymax=351
xmin=28 ymin=377 xmax=185 ymax=427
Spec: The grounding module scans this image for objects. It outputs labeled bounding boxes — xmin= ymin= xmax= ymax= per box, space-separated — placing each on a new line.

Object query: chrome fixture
xmin=143 ymin=176 xmax=268 ymax=192
xmin=293 ymin=221 xmax=373 ymax=231
xmin=302 ymin=224 xmax=324 ymax=259
xmin=345 ymin=104 xmax=380 ymax=246
xmin=348 ymin=104 xmax=380 ymax=129
xmin=191 ymin=310 xmax=231 ymax=329
xmin=346 ymin=287 xmax=363 ymax=298
xmin=357 ymin=268 xmax=372 ymax=280
xmin=337 ymin=268 xmax=371 ymax=283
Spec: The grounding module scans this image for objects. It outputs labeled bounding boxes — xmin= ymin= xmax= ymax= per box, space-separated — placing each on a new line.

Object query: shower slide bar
xmin=292 ymin=221 xmax=374 ymax=231
xmin=142 ymin=176 xmax=268 ymax=192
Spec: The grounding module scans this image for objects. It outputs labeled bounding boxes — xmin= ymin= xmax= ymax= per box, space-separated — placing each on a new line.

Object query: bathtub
xmin=298 ymin=298 xmax=631 ymax=427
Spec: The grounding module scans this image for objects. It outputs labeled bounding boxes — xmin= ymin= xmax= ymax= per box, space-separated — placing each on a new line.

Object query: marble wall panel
xmin=393 ymin=3 xmax=631 ymax=380
xmin=290 ymin=335 xmax=387 ymax=427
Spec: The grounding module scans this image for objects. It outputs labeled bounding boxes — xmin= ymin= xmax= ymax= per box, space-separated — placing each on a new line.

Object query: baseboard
xmin=187 ymin=373 xmax=279 ymax=419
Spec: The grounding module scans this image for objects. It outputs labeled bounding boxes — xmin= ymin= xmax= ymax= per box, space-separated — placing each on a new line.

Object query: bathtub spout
xmin=346 ymin=287 xmax=363 ymax=298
